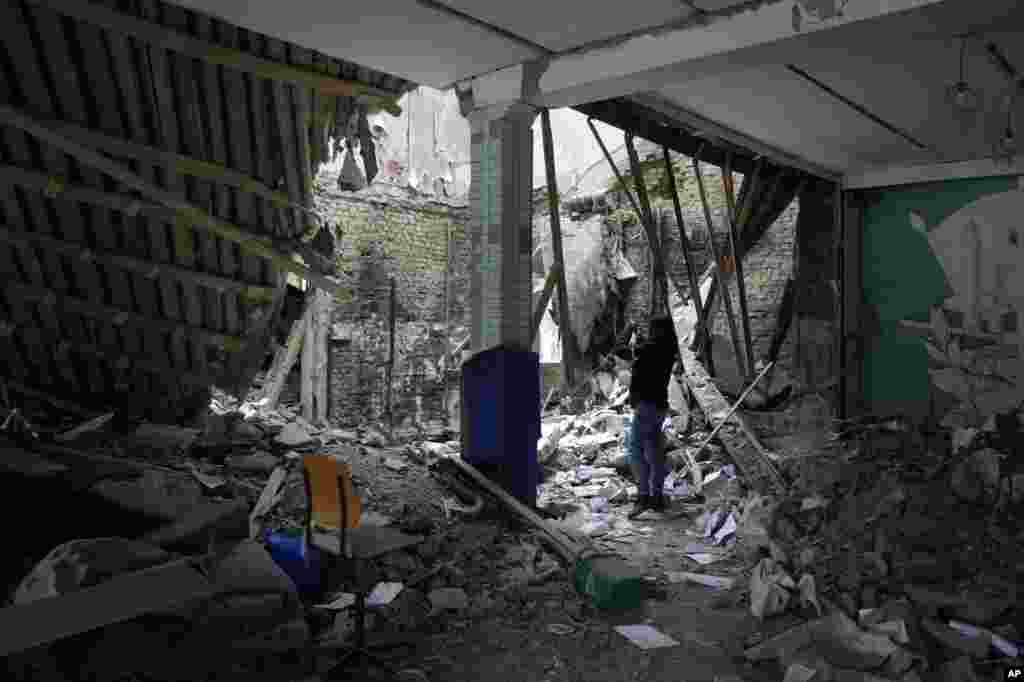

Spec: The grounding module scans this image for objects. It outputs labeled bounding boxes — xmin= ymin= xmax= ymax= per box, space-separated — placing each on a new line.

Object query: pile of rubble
xmin=733 ymin=414 xmax=1024 ymax=681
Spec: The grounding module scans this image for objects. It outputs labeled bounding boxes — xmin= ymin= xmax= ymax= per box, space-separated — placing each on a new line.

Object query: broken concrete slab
xmin=275 ymin=422 xmax=314 ymax=447
xmin=93 ymin=469 xmax=204 ymax=521
xmin=224 ymin=450 xmax=279 ymax=474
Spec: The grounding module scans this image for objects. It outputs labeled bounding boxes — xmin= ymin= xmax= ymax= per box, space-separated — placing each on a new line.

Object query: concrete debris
xmin=749 ymin=557 xmax=795 ymax=619
xmin=224 ymin=450 xmax=279 ymax=473
xmin=428 ymin=587 xmax=468 ymax=613
xmin=275 ymin=422 xmax=314 ymax=447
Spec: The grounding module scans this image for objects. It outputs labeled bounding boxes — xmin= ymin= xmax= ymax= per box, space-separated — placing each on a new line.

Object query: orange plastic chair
xmin=302 ymin=454 xmax=361 ymax=549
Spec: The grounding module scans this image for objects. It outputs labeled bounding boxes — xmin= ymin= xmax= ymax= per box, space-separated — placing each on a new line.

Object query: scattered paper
xmin=315 ymin=593 xmax=356 ymax=610
xmin=685 ymin=553 xmax=720 ymax=566
xmin=713 ymin=513 xmax=738 ymax=545
xmin=615 ymin=624 xmax=679 ymax=650
xmin=367 ymin=582 xmax=404 ymax=606
xmin=703 ymin=509 xmax=724 ymax=538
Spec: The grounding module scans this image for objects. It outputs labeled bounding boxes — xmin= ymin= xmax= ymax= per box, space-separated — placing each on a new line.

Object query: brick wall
xmin=314 ymin=183 xmax=471 ymax=426
xmin=618 ymin=183 xmax=800 ymax=375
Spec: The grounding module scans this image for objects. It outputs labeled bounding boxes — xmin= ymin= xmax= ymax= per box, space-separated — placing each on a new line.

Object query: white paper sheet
xmin=614 ymin=624 xmax=679 ymax=650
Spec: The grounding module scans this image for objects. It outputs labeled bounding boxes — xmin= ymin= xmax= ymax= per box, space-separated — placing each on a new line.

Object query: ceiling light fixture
xmin=993 ymin=94 xmax=1018 ymax=166
xmin=946 ymin=36 xmax=982 ymax=115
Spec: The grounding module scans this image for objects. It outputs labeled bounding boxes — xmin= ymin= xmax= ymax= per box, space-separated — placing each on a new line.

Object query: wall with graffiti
xmin=861 ymin=176 xmax=1024 ymax=426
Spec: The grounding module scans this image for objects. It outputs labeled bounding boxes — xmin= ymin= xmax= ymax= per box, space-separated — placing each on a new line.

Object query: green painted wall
xmin=861 ymin=175 xmax=1018 ymax=416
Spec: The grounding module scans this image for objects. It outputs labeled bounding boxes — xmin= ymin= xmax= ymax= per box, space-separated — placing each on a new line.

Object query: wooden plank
xmin=0 ymin=104 xmax=351 ymax=298
xmin=0 ymin=2 xmax=70 ymax=296
xmin=264 ymin=37 xmax=303 ymax=238
xmin=27 ymin=0 xmax=403 ymax=114
xmin=0 ymin=223 xmax=273 ymax=297
xmin=540 ymin=109 xmax=576 ymax=387
xmin=722 ymin=153 xmax=758 ymax=380
xmin=239 ymin=29 xmax=282 ymax=244
xmin=3 ymin=323 xmax=217 ymax=387
xmin=73 ymin=16 xmax=140 ymax=356
xmin=138 ymin=0 xmax=203 ymax=376
xmin=6 ymin=281 xmax=245 ymax=351
xmin=624 ymin=132 xmax=669 ymax=317
xmin=108 ymin=0 xmax=186 ymax=376
xmin=287 ymin=44 xmax=318 ymax=237
xmin=262 ymin=292 xmax=311 ymax=408
xmin=12 ymin=0 xmax=110 ymax=395
xmin=301 ymin=288 xmax=331 ymax=423
xmin=162 ymin=3 xmax=222 ymax=339
xmin=0 ymin=376 xmax=99 ymax=418
xmin=692 ymin=151 xmax=747 ymax=379
xmin=663 ymin=146 xmax=707 ymax=348
xmin=841 ymin=189 xmax=863 ymax=419
xmin=531 ymin=264 xmax=560 ymax=346
xmin=213 ymin=21 xmax=265 ymax=307
xmin=678 ymin=344 xmax=785 ymax=495
xmin=0 ymin=558 xmax=215 ymax=658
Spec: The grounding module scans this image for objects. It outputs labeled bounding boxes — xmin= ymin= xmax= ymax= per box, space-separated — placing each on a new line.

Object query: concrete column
xmin=467 ymin=102 xmax=536 ymax=353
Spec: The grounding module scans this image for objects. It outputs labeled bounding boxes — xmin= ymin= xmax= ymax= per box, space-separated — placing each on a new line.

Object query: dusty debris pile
xmin=734 ymin=414 xmax=1024 ymax=682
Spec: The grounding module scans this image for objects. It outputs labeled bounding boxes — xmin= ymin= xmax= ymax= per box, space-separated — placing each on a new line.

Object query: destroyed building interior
xmin=1 ymin=0 xmax=1023 ymax=681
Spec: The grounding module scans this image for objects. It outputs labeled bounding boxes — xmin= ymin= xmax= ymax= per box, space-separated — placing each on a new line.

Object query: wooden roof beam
xmin=0 ymin=103 xmax=351 ymax=300
xmin=0 ymin=222 xmax=275 ymax=302
xmin=0 ymin=321 xmax=219 ymax=387
xmin=10 ymin=113 xmax=321 ymax=223
xmin=4 ymin=281 xmax=246 ymax=352
xmin=25 ymin=0 xmax=403 ymax=115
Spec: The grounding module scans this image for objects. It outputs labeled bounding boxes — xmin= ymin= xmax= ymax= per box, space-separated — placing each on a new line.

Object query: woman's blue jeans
xmin=629 ymin=401 xmax=668 ymax=497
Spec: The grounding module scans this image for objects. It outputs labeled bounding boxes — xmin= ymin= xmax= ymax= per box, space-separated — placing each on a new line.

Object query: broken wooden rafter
xmin=692 ymin=147 xmax=747 ymax=379
xmin=541 ymin=109 xmax=577 ymax=387
xmin=722 ymin=153 xmax=759 ymax=380
xmin=677 ymin=344 xmax=786 ymax=494
xmin=0 ymin=103 xmax=350 ymax=300
xmin=587 ymin=118 xmax=645 ymax=224
xmin=13 ymin=113 xmax=322 ymax=219
xmin=531 ymin=264 xmax=560 ymax=346
xmin=3 ymin=322 xmax=218 ymax=387
xmin=25 ymin=0 xmax=402 ymax=115
xmin=0 ymin=377 xmax=100 ymax=417
xmin=624 ymin=132 xmax=669 ymax=317
xmin=262 ymin=293 xmax=313 ymax=408
xmin=662 ymin=146 xmax=707 ymax=351
xmin=0 ymin=223 xmax=273 ymax=299
xmin=5 ymin=281 xmax=245 ymax=352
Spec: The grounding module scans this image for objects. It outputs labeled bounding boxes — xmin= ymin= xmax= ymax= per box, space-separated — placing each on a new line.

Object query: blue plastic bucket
xmin=263 ymin=528 xmax=323 ymax=597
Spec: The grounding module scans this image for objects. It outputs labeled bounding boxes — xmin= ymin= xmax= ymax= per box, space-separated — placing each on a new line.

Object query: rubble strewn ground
xmin=2 ymin=379 xmax=1023 ymax=681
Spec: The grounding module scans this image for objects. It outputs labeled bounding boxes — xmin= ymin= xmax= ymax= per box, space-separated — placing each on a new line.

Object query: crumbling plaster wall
xmin=310 ymin=184 xmax=471 ymax=426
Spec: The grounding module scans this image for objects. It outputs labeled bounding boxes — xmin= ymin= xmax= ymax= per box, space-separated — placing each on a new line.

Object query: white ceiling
xmin=435 ymin=0 xmax=696 ymax=52
xmin=654 ymin=0 xmax=1024 ymax=175
xmin=174 ymin=0 xmax=1024 ymax=177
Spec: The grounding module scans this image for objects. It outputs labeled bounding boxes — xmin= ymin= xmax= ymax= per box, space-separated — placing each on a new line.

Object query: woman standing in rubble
xmin=627 ymin=316 xmax=678 ymax=518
